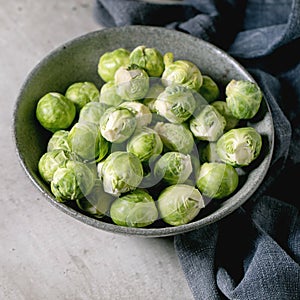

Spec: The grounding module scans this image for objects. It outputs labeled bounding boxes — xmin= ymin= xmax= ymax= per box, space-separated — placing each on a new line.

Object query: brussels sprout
xmin=76 ymin=179 xmax=114 ymax=218
xmin=216 ymin=127 xmax=262 ymax=167
xmin=154 ymin=122 xmax=195 ymax=154
xmin=189 ymin=104 xmax=226 ymax=141
xmin=110 ymin=189 xmax=158 ymax=227
xmin=68 ymin=122 xmax=109 ymax=162
xmin=36 ymin=92 xmax=76 ymax=133
xmin=51 ymin=160 xmax=96 ymax=202
xmin=47 ymin=130 xmax=71 ymax=152
xmin=225 ymin=79 xmax=263 ymax=119
xmin=196 ymin=162 xmax=239 ymax=199
xmin=199 ymin=142 xmax=222 ymax=163
xmin=78 ymin=102 xmax=108 ymax=125
xmin=65 ymin=82 xmax=100 ymax=112
xmin=126 ymin=127 xmax=163 ymax=163
xmin=211 ymin=100 xmax=239 ymax=131
xmin=118 ymin=101 xmax=152 ymax=127
xmin=157 ymin=184 xmax=205 ymax=226
xmin=98 ymin=48 xmax=130 ymax=82
xmin=38 ymin=149 xmax=78 ymax=183
xmin=199 ymin=75 xmax=220 ymax=103
xmin=154 ymin=85 xmax=196 ymax=124
xmin=154 ymin=152 xmax=193 ymax=185
xmin=99 ymin=81 xmax=123 ymax=107
xmin=99 ymin=106 xmax=137 ymax=143
xmin=129 ymin=45 xmax=164 ymax=77
xmin=161 ymin=58 xmax=203 ymax=92
xmin=114 ymin=65 xmax=150 ymax=101
xmin=100 ymin=151 xmax=143 ymax=196
xmin=163 ymin=52 xmax=174 ymax=67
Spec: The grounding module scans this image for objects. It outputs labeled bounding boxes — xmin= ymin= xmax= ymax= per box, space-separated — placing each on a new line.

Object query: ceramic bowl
xmin=13 ymin=26 xmax=274 ymax=237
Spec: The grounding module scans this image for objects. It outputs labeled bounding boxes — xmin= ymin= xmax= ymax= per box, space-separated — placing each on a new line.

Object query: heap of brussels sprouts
xmin=35 ymin=45 xmax=263 ymax=228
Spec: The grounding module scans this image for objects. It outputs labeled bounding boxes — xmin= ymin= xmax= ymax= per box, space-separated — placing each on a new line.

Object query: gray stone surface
xmin=0 ymin=1 xmax=194 ymax=299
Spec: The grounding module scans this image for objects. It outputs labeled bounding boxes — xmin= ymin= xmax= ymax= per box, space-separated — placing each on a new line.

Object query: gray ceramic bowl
xmin=13 ymin=26 xmax=274 ymax=237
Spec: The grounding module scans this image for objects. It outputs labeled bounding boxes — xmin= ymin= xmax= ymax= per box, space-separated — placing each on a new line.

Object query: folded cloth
xmin=95 ymin=1 xmax=300 ymax=299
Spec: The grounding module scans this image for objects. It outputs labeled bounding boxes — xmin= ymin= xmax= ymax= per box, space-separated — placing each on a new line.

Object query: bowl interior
xmin=13 ymin=25 xmax=274 ymax=237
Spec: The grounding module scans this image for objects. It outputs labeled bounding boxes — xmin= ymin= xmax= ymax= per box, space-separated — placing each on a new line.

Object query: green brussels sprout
xmin=118 ymin=101 xmax=152 ymax=127
xmin=163 ymin=52 xmax=174 ymax=67
xmin=161 ymin=57 xmax=203 ymax=92
xmin=199 ymin=142 xmax=222 ymax=163
xmin=78 ymin=102 xmax=109 ymax=125
xmin=65 ymin=82 xmax=100 ymax=112
xmin=129 ymin=45 xmax=164 ymax=77
xmin=36 ymin=92 xmax=76 ymax=133
xmin=196 ymin=162 xmax=239 ymax=199
xmin=189 ymin=104 xmax=226 ymax=141
xmin=126 ymin=127 xmax=163 ymax=163
xmin=211 ymin=100 xmax=239 ymax=131
xmin=153 ymin=85 xmax=196 ymax=124
xmin=110 ymin=189 xmax=158 ymax=227
xmin=154 ymin=152 xmax=193 ymax=185
xmin=47 ymin=130 xmax=71 ymax=152
xmin=100 ymin=151 xmax=143 ymax=196
xmin=157 ymin=184 xmax=205 ymax=226
xmin=216 ymin=127 xmax=262 ymax=167
xmin=38 ymin=149 xmax=78 ymax=183
xmin=99 ymin=106 xmax=137 ymax=143
xmin=51 ymin=160 xmax=96 ymax=202
xmin=114 ymin=65 xmax=150 ymax=101
xmin=98 ymin=48 xmax=130 ymax=82
xmin=99 ymin=81 xmax=123 ymax=107
xmin=225 ymin=79 xmax=263 ymax=119
xmin=154 ymin=122 xmax=195 ymax=154
xmin=199 ymin=75 xmax=220 ymax=103
xmin=68 ymin=122 xmax=109 ymax=162
xmin=76 ymin=179 xmax=114 ymax=218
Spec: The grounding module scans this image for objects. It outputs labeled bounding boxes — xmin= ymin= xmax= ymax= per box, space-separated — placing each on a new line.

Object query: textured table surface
xmin=0 ymin=1 xmax=193 ymax=299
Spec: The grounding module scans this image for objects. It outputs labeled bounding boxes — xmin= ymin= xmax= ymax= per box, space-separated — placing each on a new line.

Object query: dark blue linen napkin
xmin=95 ymin=1 xmax=300 ymax=299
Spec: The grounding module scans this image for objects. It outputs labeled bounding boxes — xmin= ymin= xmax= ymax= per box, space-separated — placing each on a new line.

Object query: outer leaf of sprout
xmin=38 ymin=149 xmax=79 ymax=183
xmin=99 ymin=106 xmax=137 ymax=143
xmin=154 ymin=85 xmax=196 ymax=124
xmin=51 ymin=160 xmax=96 ymax=202
xmin=98 ymin=48 xmax=130 ymax=82
xmin=154 ymin=152 xmax=193 ymax=185
xmin=161 ymin=59 xmax=203 ymax=91
xmin=157 ymin=184 xmax=205 ymax=226
xmin=114 ymin=65 xmax=149 ymax=101
xmin=126 ymin=127 xmax=163 ymax=162
xmin=153 ymin=122 xmax=195 ymax=154
xmin=47 ymin=130 xmax=71 ymax=152
xmin=101 ymin=151 xmax=143 ymax=196
xmin=189 ymin=104 xmax=226 ymax=142
xmin=199 ymin=75 xmax=220 ymax=103
xmin=196 ymin=162 xmax=239 ymax=199
xmin=211 ymin=100 xmax=239 ymax=131
xmin=99 ymin=81 xmax=123 ymax=107
xmin=78 ymin=102 xmax=109 ymax=125
xmin=110 ymin=189 xmax=158 ymax=227
xmin=129 ymin=45 xmax=165 ymax=77
xmin=65 ymin=81 xmax=100 ymax=112
xmin=118 ymin=101 xmax=152 ymax=127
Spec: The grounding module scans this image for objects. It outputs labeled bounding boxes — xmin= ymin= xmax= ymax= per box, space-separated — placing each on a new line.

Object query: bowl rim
xmin=13 ymin=25 xmax=274 ymax=237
